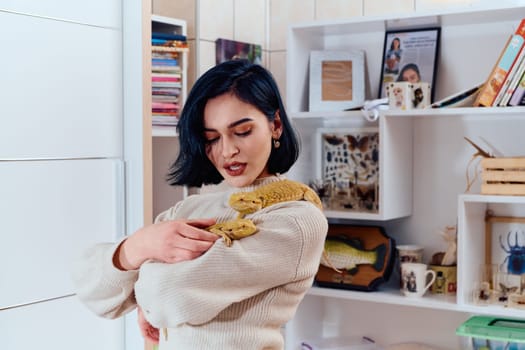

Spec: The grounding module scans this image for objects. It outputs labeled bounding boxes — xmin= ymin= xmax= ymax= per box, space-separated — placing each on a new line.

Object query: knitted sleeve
xmin=71 ymin=199 xmax=188 ymax=318
xmin=71 ymin=241 xmax=139 ymax=319
xmin=134 ymin=201 xmax=328 ymax=327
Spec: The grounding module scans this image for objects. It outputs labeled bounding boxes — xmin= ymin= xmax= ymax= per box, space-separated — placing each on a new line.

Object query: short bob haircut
xmin=167 ymin=59 xmax=300 ymax=187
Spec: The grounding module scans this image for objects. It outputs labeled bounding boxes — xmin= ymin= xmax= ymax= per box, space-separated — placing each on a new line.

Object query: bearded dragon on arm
xmin=206 ymin=179 xmax=323 ymax=246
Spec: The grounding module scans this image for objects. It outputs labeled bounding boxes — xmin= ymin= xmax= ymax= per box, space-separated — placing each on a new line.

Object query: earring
xmin=273 ymin=139 xmax=281 ymax=149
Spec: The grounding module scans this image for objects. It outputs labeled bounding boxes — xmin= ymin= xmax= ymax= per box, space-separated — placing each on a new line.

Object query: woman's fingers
xmin=138 ymin=307 xmax=159 ymax=344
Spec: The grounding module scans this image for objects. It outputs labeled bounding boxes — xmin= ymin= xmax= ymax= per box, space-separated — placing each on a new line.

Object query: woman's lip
xmin=224 ymin=162 xmax=246 ymax=176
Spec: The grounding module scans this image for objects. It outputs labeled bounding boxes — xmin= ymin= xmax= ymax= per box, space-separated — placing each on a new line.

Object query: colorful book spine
xmin=474 ymin=18 xmax=525 ymax=107
xmin=494 ymin=44 xmax=525 ymax=106
xmin=499 ymin=49 xmax=525 ymax=106
xmin=508 ymin=70 xmax=525 ymax=106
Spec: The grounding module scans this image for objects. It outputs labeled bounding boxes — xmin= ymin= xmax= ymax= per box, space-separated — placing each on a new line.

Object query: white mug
xmin=396 ymin=244 xmax=424 ymax=264
xmin=401 ymin=262 xmax=436 ymax=297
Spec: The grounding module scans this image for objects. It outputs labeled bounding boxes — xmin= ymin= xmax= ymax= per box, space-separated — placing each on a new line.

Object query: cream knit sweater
xmin=72 ymin=175 xmax=328 ymax=349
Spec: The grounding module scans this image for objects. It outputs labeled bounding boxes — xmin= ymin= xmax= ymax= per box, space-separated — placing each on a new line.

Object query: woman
xmin=72 ymin=60 xmax=328 ymax=349
xmin=385 ymin=37 xmax=402 ymax=74
xmin=396 ymin=63 xmax=421 ymax=83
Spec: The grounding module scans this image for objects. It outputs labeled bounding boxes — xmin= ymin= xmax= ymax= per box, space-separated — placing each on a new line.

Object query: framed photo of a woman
xmin=379 ymin=27 xmax=440 ymax=100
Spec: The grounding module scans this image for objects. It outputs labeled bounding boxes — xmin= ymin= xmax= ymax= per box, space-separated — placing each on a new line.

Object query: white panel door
xmin=0 ymin=295 xmax=125 ymax=350
xmin=0 ymin=158 xmax=124 ymax=309
xmin=0 ymin=0 xmax=120 ymax=29
xmin=0 ymin=11 xmax=122 ymax=160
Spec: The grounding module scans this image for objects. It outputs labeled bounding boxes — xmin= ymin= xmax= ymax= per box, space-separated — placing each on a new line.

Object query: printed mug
xmin=401 ymin=262 xmax=436 ymax=298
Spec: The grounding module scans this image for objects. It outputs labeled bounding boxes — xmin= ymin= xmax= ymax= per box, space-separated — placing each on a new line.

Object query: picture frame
xmin=309 ymin=50 xmax=365 ymax=112
xmin=215 ymin=38 xmax=262 ymax=65
xmin=485 ymin=211 xmax=525 ymax=276
xmin=379 ymin=27 xmax=440 ymax=101
xmin=315 ymin=127 xmax=379 ymax=213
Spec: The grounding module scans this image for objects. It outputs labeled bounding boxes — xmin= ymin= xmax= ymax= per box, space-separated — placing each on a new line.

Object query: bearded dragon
xmin=207 ymin=179 xmax=323 ymax=246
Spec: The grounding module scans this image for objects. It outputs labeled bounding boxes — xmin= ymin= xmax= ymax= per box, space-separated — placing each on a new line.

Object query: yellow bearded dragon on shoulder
xmin=207 ymin=179 xmax=323 ymax=246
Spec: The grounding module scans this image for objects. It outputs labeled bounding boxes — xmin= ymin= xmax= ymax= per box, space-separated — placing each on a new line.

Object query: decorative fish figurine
xmin=320 ymin=236 xmax=386 ymax=273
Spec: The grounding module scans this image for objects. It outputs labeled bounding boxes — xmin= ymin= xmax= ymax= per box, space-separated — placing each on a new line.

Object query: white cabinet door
xmin=0 ymin=295 xmax=125 ymax=350
xmin=0 ymin=0 xmax=120 ymax=29
xmin=0 ymin=159 xmax=124 ymax=309
xmin=0 ymin=11 xmax=122 ymax=160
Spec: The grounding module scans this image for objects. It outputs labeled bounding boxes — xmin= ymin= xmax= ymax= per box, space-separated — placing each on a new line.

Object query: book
xmin=499 ymin=50 xmax=525 ymax=106
xmin=431 ymin=83 xmax=483 ymax=108
xmin=508 ymin=69 xmax=525 ymax=105
xmin=152 ymin=32 xmax=187 ymax=41
xmin=493 ymin=43 xmax=525 ymax=106
xmin=474 ymin=18 xmax=525 ymax=107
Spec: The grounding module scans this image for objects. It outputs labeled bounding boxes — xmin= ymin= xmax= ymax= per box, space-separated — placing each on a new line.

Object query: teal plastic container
xmin=456 ymin=316 xmax=525 ymax=350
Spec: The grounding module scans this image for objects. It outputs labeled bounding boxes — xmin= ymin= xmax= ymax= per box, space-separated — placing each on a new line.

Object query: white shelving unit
xmin=285 ymin=5 xmax=525 ymax=349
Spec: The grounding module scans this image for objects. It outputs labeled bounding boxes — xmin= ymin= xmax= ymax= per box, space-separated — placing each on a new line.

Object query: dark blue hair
xmin=167 ymin=60 xmax=300 ymax=187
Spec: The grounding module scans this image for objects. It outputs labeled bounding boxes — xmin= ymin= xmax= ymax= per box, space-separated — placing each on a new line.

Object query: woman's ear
xmin=272 ymin=110 xmax=283 ymax=139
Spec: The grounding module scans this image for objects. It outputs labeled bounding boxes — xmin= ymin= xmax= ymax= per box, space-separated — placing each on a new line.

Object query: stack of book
xmin=474 ymin=18 xmax=525 ymax=107
xmin=151 ymin=32 xmax=188 ymax=126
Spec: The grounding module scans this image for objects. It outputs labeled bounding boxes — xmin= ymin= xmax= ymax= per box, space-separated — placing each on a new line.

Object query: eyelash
xmin=205 ymin=130 xmax=252 ymax=145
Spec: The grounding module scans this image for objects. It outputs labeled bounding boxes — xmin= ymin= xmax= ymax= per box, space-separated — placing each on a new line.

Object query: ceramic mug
xmin=397 ymin=244 xmax=424 ymax=264
xmin=401 ymin=262 xmax=436 ymax=297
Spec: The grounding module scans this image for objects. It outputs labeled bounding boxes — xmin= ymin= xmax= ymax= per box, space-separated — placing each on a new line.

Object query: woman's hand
xmin=114 ymin=218 xmax=219 ymax=270
xmin=137 ymin=306 xmax=159 ymax=344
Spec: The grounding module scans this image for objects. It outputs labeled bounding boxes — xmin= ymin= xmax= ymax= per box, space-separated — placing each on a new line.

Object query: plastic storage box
xmin=456 ymin=316 xmax=525 ymax=350
xmin=301 ymin=336 xmax=383 ymax=350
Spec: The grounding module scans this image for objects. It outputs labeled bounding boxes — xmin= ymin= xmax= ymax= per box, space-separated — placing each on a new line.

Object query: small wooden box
xmin=481 ymin=157 xmax=525 ymax=195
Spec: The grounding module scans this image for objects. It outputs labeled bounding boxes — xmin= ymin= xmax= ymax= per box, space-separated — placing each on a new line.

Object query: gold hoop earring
xmin=273 ymin=139 xmax=281 ymax=149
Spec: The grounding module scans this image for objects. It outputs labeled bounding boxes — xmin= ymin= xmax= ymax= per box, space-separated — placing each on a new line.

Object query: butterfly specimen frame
xmin=315 ymin=127 xmax=379 ymax=213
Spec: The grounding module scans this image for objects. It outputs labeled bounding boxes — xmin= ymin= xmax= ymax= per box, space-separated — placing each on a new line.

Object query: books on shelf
xmin=493 ymin=44 xmax=525 ymax=106
xmin=474 ymin=18 xmax=525 ymax=107
xmin=151 ymin=27 xmax=188 ymax=125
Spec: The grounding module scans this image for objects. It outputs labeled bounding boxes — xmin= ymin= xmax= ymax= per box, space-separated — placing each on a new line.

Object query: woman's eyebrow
xmin=204 ymin=117 xmax=253 ymax=131
xmin=228 ymin=117 xmax=253 ymax=128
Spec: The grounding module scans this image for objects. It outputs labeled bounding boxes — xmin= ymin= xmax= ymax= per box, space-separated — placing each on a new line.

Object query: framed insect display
xmin=315 ymin=127 xmax=379 ymax=213
xmin=484 ymin=210 xmax=525 ymax=304
xmin=485 ymin=210 xmax=525 ymax=275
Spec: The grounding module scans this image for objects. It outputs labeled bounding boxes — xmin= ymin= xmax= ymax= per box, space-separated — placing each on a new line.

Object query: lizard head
xmin=229 ymin=192 xmax=263 ymax=215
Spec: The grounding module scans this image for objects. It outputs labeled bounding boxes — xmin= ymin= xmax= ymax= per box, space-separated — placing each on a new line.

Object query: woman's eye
xmin=235 ymin=129 xmax=252 ymax=137
xmin=205 ymin=136 xmax=219 ymax=144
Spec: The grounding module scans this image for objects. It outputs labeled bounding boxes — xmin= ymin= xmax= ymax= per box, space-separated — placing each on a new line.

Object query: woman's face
xmin=203 ymin=93 xmax=282 ymax=188
xmin=401 ymin=68 xmax=420 ymax=83
xmin=392 ymin=39 xmax=400 ymax=49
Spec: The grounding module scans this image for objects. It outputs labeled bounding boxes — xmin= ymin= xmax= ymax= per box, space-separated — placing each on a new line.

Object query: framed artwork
xmin=215 ymin=38 xmax=262 ymax=65
xmin=315 ymin=128 xmax=379 ymax=213
xmin=379 ymin=27 xmax=440 ymax=101
xmin=485 ymin=212 xmax=525 ymax=276
xmin=315 ymin=224 xmax=396 ymax=291
xmin=309 ymin=50 xmax=365 ymax=112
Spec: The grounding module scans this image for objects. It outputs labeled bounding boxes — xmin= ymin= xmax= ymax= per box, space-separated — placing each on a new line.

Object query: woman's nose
xmin=221 ymin=137 xmax=239 ymax=158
